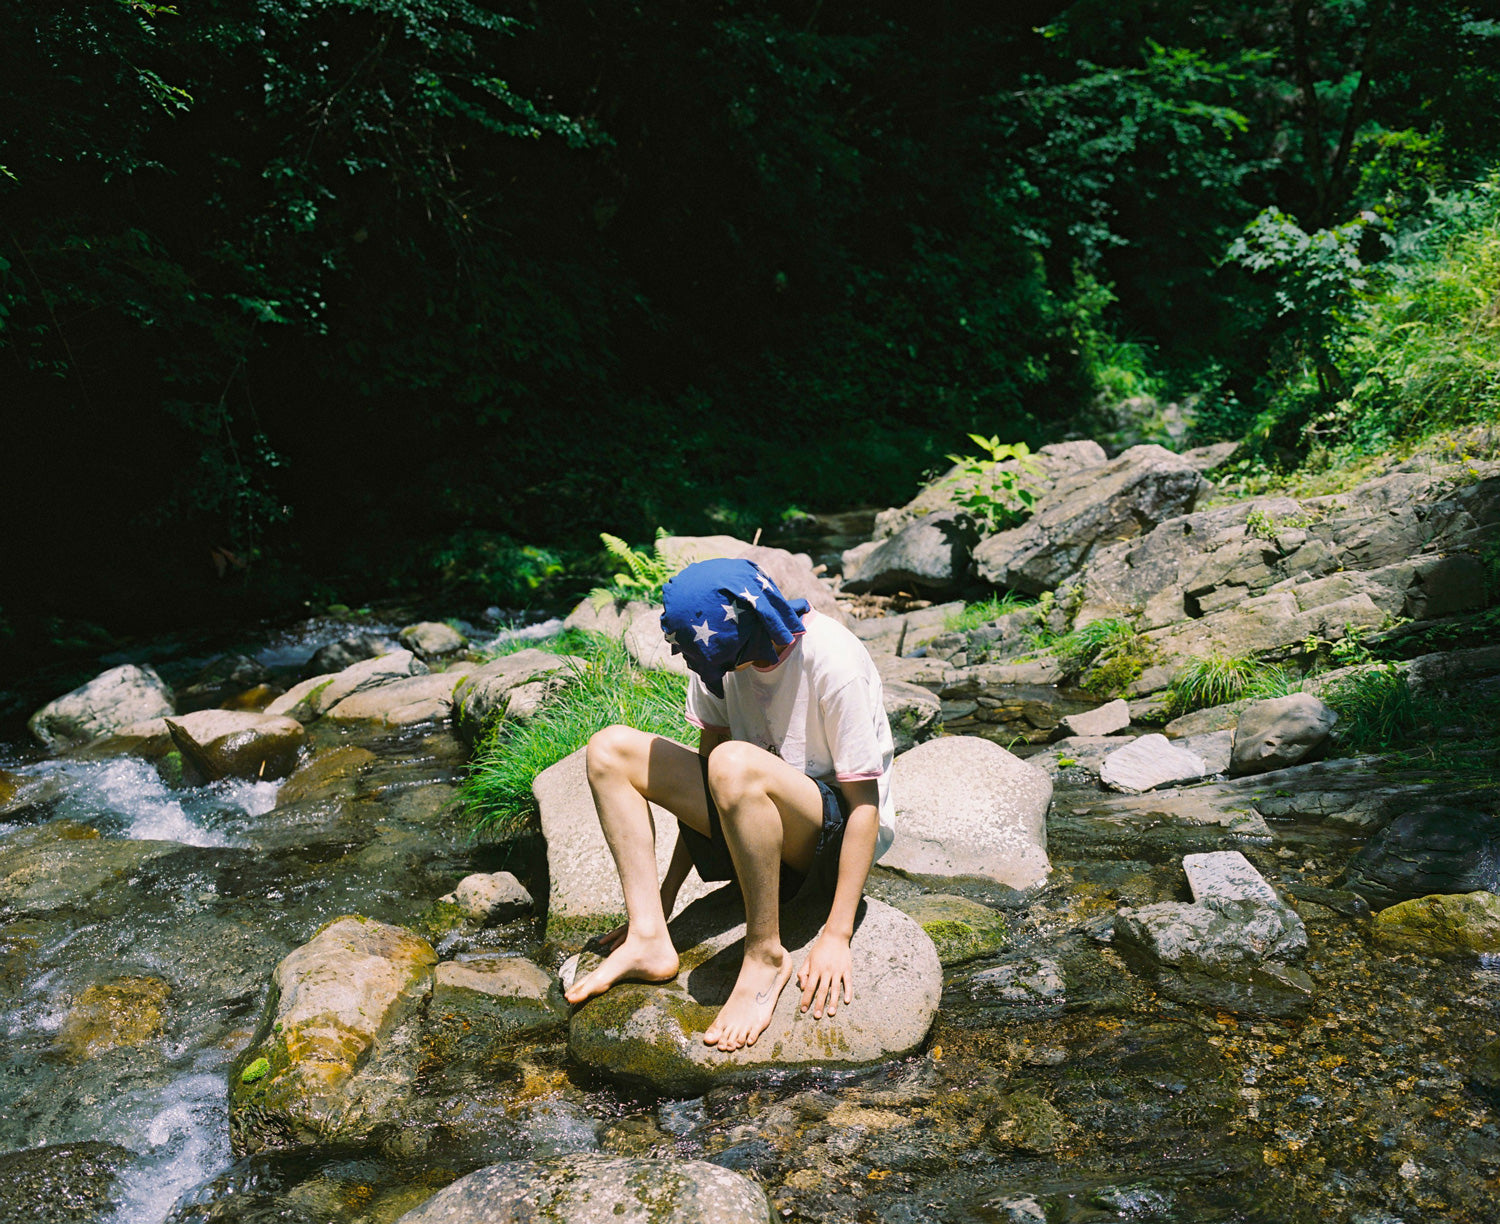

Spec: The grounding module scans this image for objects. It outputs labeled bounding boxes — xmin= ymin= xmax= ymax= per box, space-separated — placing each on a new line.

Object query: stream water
xmin=1 ymin=614 xmax=1497 ymax=1223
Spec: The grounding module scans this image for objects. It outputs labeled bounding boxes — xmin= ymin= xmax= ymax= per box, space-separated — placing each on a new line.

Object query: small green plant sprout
xmin=945 ymin=435 xmax=1046 ymax=533
xmin=241 ymin=1057 xmax=270 ymax=1084
xmin=1244 ymin=506 xmax=1316 ymax=541
xmin=591 ymin=528 xmax=678 ymax=606
xmin=1056 ymin=756 xmax=1078 ymax=768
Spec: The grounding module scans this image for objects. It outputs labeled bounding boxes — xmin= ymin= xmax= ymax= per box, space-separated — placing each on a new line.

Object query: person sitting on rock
xmin=563 ymin=557 xmax=896 ymax=1053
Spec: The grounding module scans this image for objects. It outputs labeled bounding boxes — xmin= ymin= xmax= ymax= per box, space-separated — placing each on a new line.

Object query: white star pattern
xmin=720 ymin=603 xmax=739 ymax=622
xmin=692 ymin=620 xmax=718 ymax=644
xmin=739 ymin=587 xmax=760 ymax=608
xmin=756 ymin=572 xmax=772 ymax=590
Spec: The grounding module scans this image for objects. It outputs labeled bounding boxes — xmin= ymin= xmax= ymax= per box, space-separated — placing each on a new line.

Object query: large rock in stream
xmin=880 ymin=737 xmax=1052 ymax=889
xmin=395 ymin=1154 xmax=774 ymax=1224
xmin=1340 ymin=805 xmax=1500 ymax=907
xmin=840 ymin=510 xmax=980 ymax=597
xmin=28 ymin=664 xmax=175 ymax=749
xmin=229 ymin=916 xmax=437 ymax=1153
xmin=1229 ymin=693 xmax=1337 ymax=775
xmin=452 ymin=648 xmax=582 ymax=741
xmin=114 ymin=709 xmax=306 ymax=782
xmin=265 ymin=650 xmax=430 ymax=723
xmin=566 ymin=892 xmax=941 ymax=1095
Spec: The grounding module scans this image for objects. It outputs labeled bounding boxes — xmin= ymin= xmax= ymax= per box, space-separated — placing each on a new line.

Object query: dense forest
xmin=5 ymin=0 xmax=1500 ymax=667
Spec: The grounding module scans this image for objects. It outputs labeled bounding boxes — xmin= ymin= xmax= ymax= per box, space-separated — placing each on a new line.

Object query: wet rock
xmin=1114 ymin=851 xmax=1311 ymax=1018
xmin=967 ymin=955 xmax=1066 ymax=1009
xmin=987 ymin=1091 xmax=1071 ymax=1155
xmin=882 ymin=737 xmax=1051 ymax=889
xmin=267 ymin=650 xmax=430 ymax=723
xmin=535 ymin=747 xmax=721 ymax=938
xmin=393 ymin=1154 xmax=773 ymax=1224
xmin=176 ymin=654 xmax=272 ymax=712
xmin=883 ymin=680 xmax=942 ymax=754
xmin=398 ymin=621 xmax=468 ymax=660
xmin=275 ymin=745 xmax=377 ymax=804
xmin=890 ymin=893 xmax=1007 ymax=964
xmin=28 ymin=664 xmax=175 ymax=749
xmin=440 ymin=871 xmax=533 ymax=923
xmin=304 ymin=634 xmax=398 ymax=677
xmin=1341 ymin=806 xmax=1500 ymax=907
xmin=1099 ymin=734 xmax=1207 ymax=793
xmin=57 ymin=975 xmax=170 ymax=1060
xmin=973 ymin=445 xmax=1211 ymax=595
xmin=452 ymin=648 xmax=581 ymax=741
xmin=152 ymin=711 xmax=305 ymax=783
xmin=323 ymin=668 xmax=471 ymax=726
xmin=431 ymin=956 xmax=566 ymax=1035
xmin=567 ymin=892 xmax=940 ymax=1094
xmin=229 ymin=915 xmax=437 ymax=1153
xmin=1028 ymin=735 xmax=1135 ymax=778
xmin=1056 ymin=698 xmax=1131 ymax=739
xmin=0 ymin=824 xmax=176 ymax=916
xmin=1371 ymin=891 xmax=1500 ymax=956
xmin=1229 ymin=693 xmax=1337 ymax=776
xmin=1471 ymin=1037 xmax=1500 ymax=1101
xmin=840 ymin=510 xmax=980 ymax=597
xmin=0 ymin=1141 xmax=131 ymax=1224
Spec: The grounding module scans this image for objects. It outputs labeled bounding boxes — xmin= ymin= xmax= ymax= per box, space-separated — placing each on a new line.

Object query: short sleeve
xmin=821 ymin=676 xmax=885 ymax=781
xmin=684 ymin=673 xmax=730 ymax=733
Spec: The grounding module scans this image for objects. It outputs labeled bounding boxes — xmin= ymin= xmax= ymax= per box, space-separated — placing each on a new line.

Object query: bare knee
xmin=705 ymin=740 xmax=770 ymax=813
xmin=586 ymin=724 xmax=647 ymax=784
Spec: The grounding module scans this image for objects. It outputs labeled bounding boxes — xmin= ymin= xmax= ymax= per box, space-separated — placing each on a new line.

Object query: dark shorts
xmin=677 ymin=756 xmax=850 ymax=904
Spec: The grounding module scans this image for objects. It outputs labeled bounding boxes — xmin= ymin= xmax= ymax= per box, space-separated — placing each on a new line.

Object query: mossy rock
xmin=1372 ymin=891 xmax=1500 ymax=956
xmin=567 ymin=892 xmax=941 ymax=1095
xmin=890 ymin=893 xmax=1007 ymax=965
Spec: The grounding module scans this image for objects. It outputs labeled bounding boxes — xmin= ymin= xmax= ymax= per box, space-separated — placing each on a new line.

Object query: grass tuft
xmin=1162 ymin=654 xmax=1295 ymax=719
xmin=463 ymin=633 xmax=691 ymax=838
xmin=1321 ymin=664 xmax=1418 ymax=754
xmin=945 ymin=592 xmax=1036 ymax=634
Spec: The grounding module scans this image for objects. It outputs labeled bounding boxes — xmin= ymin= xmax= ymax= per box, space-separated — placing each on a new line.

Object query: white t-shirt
xmin=683 ymin=611 xmax=896 ymax=861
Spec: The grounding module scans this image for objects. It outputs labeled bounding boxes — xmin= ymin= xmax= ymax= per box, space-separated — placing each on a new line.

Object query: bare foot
xmin=703 ymin=944 xmax=793 ymax=1052
xmin=564 ymin=931 xmax=679 ymax=1005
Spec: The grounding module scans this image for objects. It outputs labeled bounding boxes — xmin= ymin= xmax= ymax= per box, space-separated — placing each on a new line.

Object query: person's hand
xmin=796 ymin=931 xmax=853 ymax=1019
xmin=585 ymin=921 xmax=629 ymax=956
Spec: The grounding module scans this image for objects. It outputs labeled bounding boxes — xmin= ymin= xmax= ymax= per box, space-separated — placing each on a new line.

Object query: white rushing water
xmin=26 ymin=756 xmax=278 ymax=847
xmin=105 ymin=1067 xmax=232 ymax=1224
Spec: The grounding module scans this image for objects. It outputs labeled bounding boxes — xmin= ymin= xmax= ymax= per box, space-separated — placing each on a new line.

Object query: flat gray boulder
xmin=1230 ymin=693 xmax=1337 ymax=775
xmin=28 ymin=664 xmax=175 ymax=749
xmin=1114 ymin=851 xmax=1311 ymax=1018
xmin=439 ymin=871 xmax=533 ymax=922
xmin=840 ymin=510 xmax=979 ymax=597
xmin=394 ymin=1154 xmax=773 ymax=1224
xmin=1099 ymin=733 xmax=1208 ymax=793
xmin=452 ymin=649 xmax=581 ymax=741
xmin=534 ymin=747 xmax=721 ymax=938
xmin=398 ymin=621 xmax=468 ymax=660
xmin=883 ymin=680 xmax=942 ymax=754
xmin=266 ymin=651 xmax=430 ymax=723
xmin=882 ymin=737 xmax=1051 ymax=889
xmin=114 ymin=710 xmax=305 ymax=782
xmin=304 ymin=634 xmax=398 ymax=677
xmin=324 ymin=667 xmax=472 ymax=727
xmin=973 ymin=445 xmax=1211 ymax=594
xmin=1056 ymin=698 xmax=1131 ymax=739
xmin=567 ymin=892 xmax=940 ymax=1094
xmin=229 ymin=916 xmax=437 ymax=1152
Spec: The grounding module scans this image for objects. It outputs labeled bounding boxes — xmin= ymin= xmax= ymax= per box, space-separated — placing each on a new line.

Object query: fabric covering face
xmin=660 ymin=558 xmax=810 ymax=697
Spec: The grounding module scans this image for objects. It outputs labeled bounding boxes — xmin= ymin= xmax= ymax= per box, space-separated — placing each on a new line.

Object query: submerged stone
xmin=0 ymin=1141 xmax=132 ymax=1224
xmin=57 ymin=975 xmax=170 ymax=1061
xmin=567 ymin=892 xmax=941 ymax=1095
xmin=1341 ymin=805 xmax=1500 ymax=908
xmin=393 ymin=1153 xmax=774 ymax=1224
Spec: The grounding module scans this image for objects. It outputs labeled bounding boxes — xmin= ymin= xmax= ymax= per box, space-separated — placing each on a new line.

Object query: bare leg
xmin=564 ymin=727 xmax=711 ymax=1005
xmin=700 ymin=741 xmax=824 ymax=1051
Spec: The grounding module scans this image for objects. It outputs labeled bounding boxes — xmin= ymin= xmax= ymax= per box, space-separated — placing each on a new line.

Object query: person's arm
xmin=796 ymin=777 xmax=879 ymax=1019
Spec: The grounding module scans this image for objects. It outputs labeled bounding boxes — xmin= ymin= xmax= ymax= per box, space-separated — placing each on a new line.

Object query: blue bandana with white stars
xmin=660 ymin=558 xmax=809 ymax=698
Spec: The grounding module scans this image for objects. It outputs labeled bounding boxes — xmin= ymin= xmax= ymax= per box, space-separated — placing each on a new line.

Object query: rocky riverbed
xmin=2 ymin=440 xmax=1498 ymax=1223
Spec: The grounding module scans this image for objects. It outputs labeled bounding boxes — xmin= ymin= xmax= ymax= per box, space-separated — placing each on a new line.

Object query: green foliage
xmin=240 ymin=1057 xmax=270 ymax=1084
xmin=429 ymin=531 xmax=568 ymax=607
xmin=1244 ymin=506 xmax=1317 ymax=540
xmin=945 ymin=593 xmax=1036 ymax=635
xmin=944 ymin=437 xmax=1045 ymax=533
xmin=1163 ymin=655 xmax=1295 ymax=719
xmin=1030 ymin=617 xmax=1151 ymax=695
xmin=463 ymin=633 xmax=691 ymax=838
xmin=592 ymin=530 xmax=679 ymax=606
xmin=1322 ymin=665 xmax=1418 ymax=754
xmin=477 ymin=627 xmax=594 ymax=662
